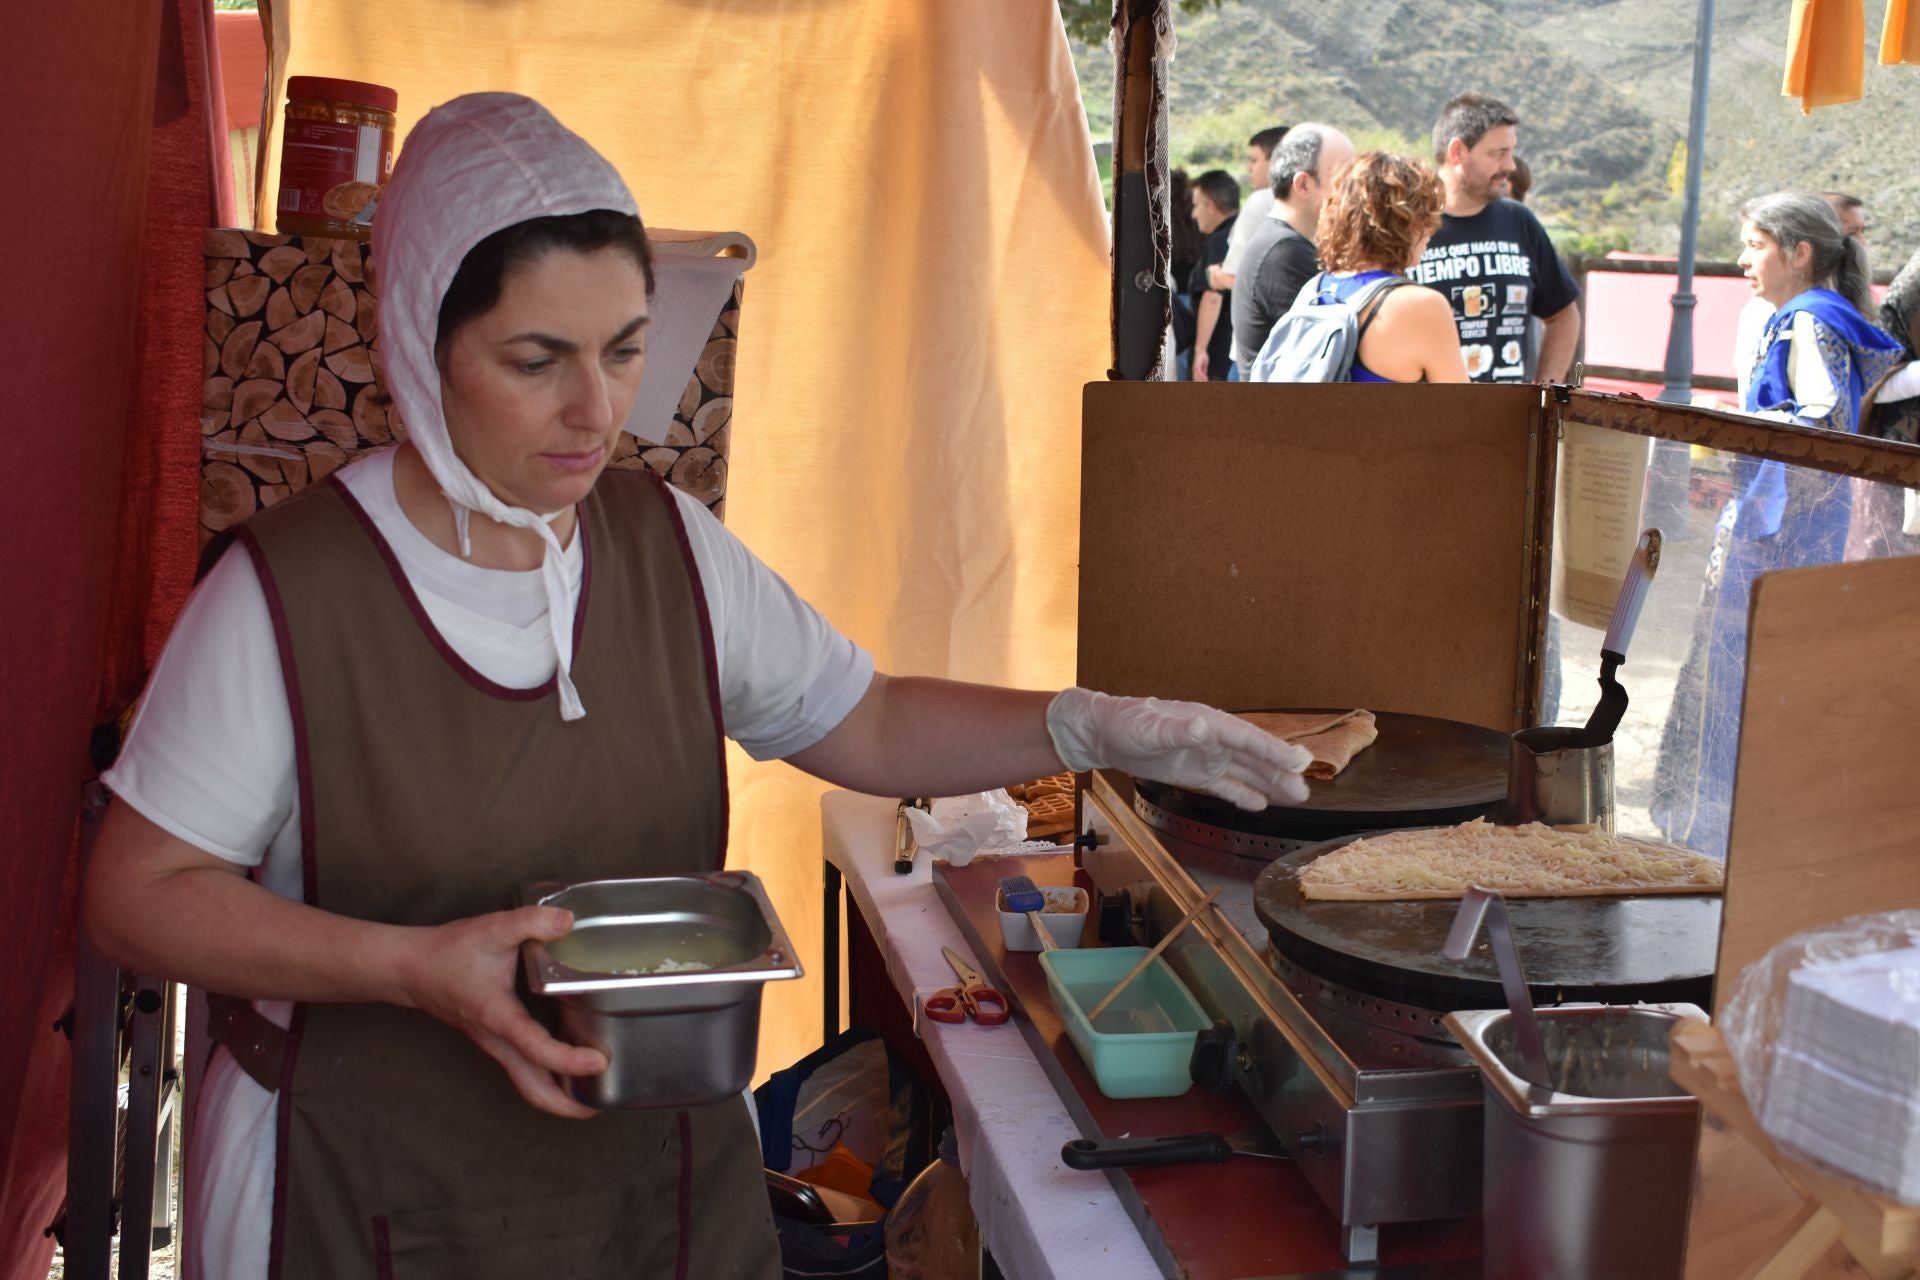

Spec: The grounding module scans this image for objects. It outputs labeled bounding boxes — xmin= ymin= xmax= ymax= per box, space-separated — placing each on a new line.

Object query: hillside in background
xmin=1072 ymin=0 xmax=1920 ymax=261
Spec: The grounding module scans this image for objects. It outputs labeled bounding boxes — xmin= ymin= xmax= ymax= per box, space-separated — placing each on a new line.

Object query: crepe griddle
xmin=1135 ymin=710 xmax=1511 ymax=844
xmin=1253 ymin=833 xmax=1719 ymax=1012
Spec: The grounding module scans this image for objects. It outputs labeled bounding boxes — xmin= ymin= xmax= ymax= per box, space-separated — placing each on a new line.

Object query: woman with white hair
xmin=1738 ymin=191 xmax=1902 ymax=434
xmin=1653 ymin=192 xmax=1904 ymax=861
xmin=83 ymin=94 xmax=1314 ymax=1278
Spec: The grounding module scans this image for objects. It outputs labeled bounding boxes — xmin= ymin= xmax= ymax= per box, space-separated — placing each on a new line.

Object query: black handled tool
xmin=1061 ymin=1127 xmax=1291 ymax=1170
xmin=1576 ymin=528 xmax=1661 ymax=748
xmin=892 ymin=799 xmax=927 ymax=874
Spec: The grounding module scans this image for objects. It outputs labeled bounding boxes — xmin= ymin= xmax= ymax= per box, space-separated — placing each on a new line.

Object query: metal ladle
xmin=1443 ymin=886 xmax=1551 ymax=1089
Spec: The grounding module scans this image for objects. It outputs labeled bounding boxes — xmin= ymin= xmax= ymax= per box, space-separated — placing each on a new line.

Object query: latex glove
xmin=1045 ymin=687 xmax=1312 ymax=811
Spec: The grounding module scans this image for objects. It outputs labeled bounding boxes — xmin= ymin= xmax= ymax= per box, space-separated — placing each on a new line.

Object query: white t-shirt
xmin=1741 ymin=310 xmax=1843 ymax=425
xmin=1734 ymin=296 xmax=1774 ymax=405
xmin=103 ymin=449 xmax=874 ymax=1280
xmin=1221 ymin=187 xmax=1275 ymax=280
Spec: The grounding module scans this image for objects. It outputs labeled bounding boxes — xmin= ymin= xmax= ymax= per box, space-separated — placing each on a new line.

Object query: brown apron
xmin=222 ymin=468 xmax=777 ymax=1279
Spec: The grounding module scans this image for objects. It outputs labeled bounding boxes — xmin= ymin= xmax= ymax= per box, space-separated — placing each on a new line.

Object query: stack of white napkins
xmin=1759 ymin=945 xmax=1920 ymax=1203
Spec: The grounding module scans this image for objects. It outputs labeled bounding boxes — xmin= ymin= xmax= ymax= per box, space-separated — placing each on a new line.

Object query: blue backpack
xmin=1249 ymin=272 xmax=1407 ymax=383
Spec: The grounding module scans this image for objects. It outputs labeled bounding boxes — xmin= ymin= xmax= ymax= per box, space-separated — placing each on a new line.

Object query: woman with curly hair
xmin=1296 ymin=151 xmax=1466 ymax=383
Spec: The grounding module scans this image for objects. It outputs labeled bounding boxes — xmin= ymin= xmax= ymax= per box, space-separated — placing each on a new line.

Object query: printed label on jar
xmin=279 ymin=118 xmax=391 ymax=222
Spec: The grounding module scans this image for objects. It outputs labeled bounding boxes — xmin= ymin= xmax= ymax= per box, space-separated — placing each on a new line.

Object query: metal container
xmin=519 ymin=871 xmax=802 ymax=1109
xmin=1507 ymin=726 xmax=1615 ymax=830
xmin=1445 ymin=1003 xmax=1704 ymax=1280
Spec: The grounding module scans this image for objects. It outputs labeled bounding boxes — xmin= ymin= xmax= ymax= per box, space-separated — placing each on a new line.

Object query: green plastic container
xmin=1040 ymin=947 xmax=1210 ymax=1099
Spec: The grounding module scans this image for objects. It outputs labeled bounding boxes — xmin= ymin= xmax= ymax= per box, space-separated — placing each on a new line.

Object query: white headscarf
xmin=373 ymin=92 xmax=639 ymax=721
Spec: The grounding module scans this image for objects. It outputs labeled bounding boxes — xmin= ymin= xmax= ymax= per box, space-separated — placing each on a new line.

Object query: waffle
xmin=1007 ymin=772 xmax=1075 ymax=837
xmin=1010 ymin=771 xmax=1074 ymax=802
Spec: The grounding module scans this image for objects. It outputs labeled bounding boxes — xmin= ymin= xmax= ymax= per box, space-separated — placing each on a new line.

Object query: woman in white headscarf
xmin=86 ymin=94 xmax=1312 ymax=1278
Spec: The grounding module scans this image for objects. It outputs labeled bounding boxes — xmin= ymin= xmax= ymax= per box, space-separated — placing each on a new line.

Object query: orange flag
xmin=1885 ymin=0 xmax=1920 ymax=64
xmin=1782 ymin=0 xmax=1865 ymax=112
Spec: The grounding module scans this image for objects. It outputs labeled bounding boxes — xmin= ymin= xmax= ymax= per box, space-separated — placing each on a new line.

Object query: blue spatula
xmin=999 ymin=875 xmax=1056 ymax=952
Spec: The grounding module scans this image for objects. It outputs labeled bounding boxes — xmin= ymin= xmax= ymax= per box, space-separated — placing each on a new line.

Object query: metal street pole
xmin=1660 ymin=0 xmax=1717 ymax=403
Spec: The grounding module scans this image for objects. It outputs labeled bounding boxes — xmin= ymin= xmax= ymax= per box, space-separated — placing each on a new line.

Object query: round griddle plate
xmin=1136 ymin=710 xmax=1512 ymax=843
xmin=1253 ymin=833 xmax=1719 ymax=1012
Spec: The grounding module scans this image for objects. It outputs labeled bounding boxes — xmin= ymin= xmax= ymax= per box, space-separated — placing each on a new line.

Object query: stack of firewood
xmin=201 ymin=230 xmax=392 ymax=535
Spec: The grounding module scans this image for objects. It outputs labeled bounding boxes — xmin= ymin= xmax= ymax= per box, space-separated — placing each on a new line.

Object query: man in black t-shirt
xmin=1231 ymin=123 xmax=1354 ymax=379
xmin=1410 ymin=92 xmax=1580 ymax=384
xmin=1187 ymin=169 xmax=1239 ymax=381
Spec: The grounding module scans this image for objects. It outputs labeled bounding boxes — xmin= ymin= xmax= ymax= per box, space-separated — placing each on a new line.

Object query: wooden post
xmin=1109 ymin=0 xmax=1171 ymax=382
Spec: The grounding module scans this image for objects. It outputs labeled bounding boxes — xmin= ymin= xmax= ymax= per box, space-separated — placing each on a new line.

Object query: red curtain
xmin=0 ymin=0 xmax=221 ymax=1272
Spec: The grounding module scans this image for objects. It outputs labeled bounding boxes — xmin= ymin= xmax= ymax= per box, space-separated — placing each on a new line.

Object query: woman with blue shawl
xmin=1652 ymin=193 xmax=1905 ymax=858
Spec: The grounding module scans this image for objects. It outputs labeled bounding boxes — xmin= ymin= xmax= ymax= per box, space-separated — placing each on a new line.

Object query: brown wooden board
xmin=1672 ymin=1021 xmax=1920 ymax=1265
xmin=1560 ymin=388 xmax=1920 ymax=489
xmin=933 ymin=854 xmax=1479 ymax=1279
xmin=1682 ymin=555 xmax=1920 ymax=1280
xmin=1077 ymin=382 xmax=1550 ymax=734
xmin=1714 ymin=554 xmax=1920 ymax=1009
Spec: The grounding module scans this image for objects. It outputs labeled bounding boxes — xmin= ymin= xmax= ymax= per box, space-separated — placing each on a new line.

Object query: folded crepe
xmin=1236 ymin=710 xmax=1379 ymax=781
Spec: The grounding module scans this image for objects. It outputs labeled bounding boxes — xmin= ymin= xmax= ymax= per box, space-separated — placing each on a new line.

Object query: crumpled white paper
xmin=904 ymin=792 xmax=1030 ymax=866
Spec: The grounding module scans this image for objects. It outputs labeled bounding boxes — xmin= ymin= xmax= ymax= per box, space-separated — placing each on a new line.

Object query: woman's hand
xmin=395 ymin=905 xmax=608 ymax=1120
xmin=1046 ymin=688 xmax=1313 ymax=810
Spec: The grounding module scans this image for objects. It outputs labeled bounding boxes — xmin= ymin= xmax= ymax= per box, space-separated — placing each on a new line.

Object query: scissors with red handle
xmin=923 ymin=946 xmax=1010 ymax=1026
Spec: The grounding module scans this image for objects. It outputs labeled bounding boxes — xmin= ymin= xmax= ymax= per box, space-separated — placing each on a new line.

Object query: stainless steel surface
xmin=1446 ymin=1003 xmax=1703 ymax=1115
xmin=67 ymin=783 xmax=120 ymax=1280
xmin=519 ymin=872 xmax=802 ymax=1109
xmin=1506 ymin=726 xmax=1615 ymax=829
xmin=1442 ymin=889 xmax=1549 ymax=1087
xmin=1133 ymin=789 xmax=1313 ymax=865
xmin=893 ymin=802 xmax=914 ymax=874
xmin=120 ymin=975 xmax=176 ymax=1280
xmin=1080 ymin=774 xmax=1484 ymax=1261
xmin=70 ymin=782 xmax=184 ymax=1277
xmin=1445 ymin=1004 xmax=1703 ymax=1280
xmin=1264 ymin=949 xmax=1470 ymax=1069
xmin=1105 ymin=759 xmax=1714 ymax=1265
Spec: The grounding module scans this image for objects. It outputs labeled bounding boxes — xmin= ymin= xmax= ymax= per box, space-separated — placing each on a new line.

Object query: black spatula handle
xmin=1062 ymin=1133 xmax=1233 ymax=1169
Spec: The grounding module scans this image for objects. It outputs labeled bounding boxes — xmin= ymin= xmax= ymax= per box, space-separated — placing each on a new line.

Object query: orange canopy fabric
xmin=1 ymin=2 xmax=228 ymax=1275
xmin=1885 ymin=0 xmax=1920 ymax=64
xmin=1783 ymin=0 xmax=1867 ymax=111
xmin=271 ymin=3 xmax=1109 ymax=1077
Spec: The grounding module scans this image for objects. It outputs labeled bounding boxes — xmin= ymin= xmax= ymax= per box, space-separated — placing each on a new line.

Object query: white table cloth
xmin=820 ymin=790 xmax=1161 ymax=1280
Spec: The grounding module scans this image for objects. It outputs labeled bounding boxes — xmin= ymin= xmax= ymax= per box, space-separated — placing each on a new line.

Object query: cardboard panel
xmin=1714 ymin=554 xmax=1920 ymax=1010
xmin=1078 ymin=382 xmax=1547 ymax=731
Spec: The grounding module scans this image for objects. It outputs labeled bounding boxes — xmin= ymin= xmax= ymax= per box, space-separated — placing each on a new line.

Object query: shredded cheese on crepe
xmin=1298 ymin=818 xmax=1725 ymax=901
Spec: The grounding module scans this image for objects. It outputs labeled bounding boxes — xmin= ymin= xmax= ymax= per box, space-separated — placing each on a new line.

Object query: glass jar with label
xmin=276 ymin=76 xmax=397 ymax=241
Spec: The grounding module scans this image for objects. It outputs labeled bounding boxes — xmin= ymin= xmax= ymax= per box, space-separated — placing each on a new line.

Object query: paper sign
xmin=1551 ymin=421 xmax=1651 ymax=629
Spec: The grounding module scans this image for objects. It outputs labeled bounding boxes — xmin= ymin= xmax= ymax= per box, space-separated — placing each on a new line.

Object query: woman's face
xmin=438 ymin=246 xmax=651 ymax=513
xmin=1738 ymin=221 xmax=1811 ymax=308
